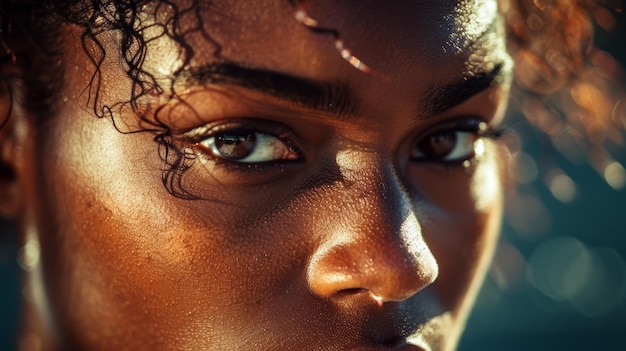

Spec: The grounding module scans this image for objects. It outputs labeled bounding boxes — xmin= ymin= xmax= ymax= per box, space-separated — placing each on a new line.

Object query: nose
xmin=306 ymin=158 xmax=438 ymax=302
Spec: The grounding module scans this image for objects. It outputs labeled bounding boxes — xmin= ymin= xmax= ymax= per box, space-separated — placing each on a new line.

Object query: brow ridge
xmin=177 ymin=61 xmax=357 ymax=117
xmin=420 ymin=62 xmax=506 ymax=118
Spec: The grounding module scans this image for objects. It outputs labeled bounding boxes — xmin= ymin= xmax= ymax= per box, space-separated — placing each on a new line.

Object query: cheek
xmin=470 ymin=151 xmax=501 ymax=212
xmin=36 ymin=114 xmax=312 ymax=348
xmin=32 ymin=118 xmax=186 ymax=343
xmin=408 ymin=147 xmax=503 ymax=310
xmin=34 ymin=120 xmax=189 ymax=345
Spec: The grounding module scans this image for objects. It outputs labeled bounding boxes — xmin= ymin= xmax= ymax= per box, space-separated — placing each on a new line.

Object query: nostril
xmin=382 ymin=336 xmax=404 ymax=348
xmin=307 ymin=238 xmax=438 ymax=302
xmin=331 ymin=288 xmax=387 ymax=308
xmin=335 ymin=287 xmax=368 ymax=298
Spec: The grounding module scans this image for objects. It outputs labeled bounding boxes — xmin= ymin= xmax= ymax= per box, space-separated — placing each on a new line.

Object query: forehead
xmin=140 ymin=0 xmax=504 ymax=79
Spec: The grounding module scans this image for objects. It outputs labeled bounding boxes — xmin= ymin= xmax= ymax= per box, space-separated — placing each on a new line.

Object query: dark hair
xmin=0 ymin=0 xmax=623 ymax=196
xmin=1 ymin=0 xmax=217 ymax=197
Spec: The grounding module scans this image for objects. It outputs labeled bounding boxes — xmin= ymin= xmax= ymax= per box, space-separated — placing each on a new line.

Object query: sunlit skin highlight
xmin=3 ymin=0 xmax=515 ymax=350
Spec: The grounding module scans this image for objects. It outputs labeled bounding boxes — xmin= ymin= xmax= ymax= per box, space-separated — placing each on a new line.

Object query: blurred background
xmin=460 ymin=5 xmax=626 ymax=351
xmin=1 ymin=4 xmax=626 ymax=351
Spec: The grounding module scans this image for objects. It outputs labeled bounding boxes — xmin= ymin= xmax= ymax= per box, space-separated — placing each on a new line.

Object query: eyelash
xmin=409 ymin=118 xmax=504 ymax=166
xmin=181 ymin=118 xmax=504 ymax=174
xmin=182 ymin=120 xmax=305 ymax=172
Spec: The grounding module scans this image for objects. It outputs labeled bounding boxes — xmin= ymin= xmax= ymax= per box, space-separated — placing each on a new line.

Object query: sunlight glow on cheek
xmin=470 ymin=144 xmax=501 ymax=212
xmin=474 ymin=139 xmax=485 ymax=157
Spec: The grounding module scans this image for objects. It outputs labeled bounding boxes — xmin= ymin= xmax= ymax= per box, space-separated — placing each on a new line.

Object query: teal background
xmin=459 ymin=8 xmax=626 ymax=351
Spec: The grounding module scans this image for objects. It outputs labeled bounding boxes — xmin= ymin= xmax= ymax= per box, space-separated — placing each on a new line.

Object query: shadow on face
xmin=1 ymin=0 xmax=511 ymax=350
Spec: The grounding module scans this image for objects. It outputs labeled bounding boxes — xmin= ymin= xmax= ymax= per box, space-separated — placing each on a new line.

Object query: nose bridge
xmin=333 ymin=148 xmax=413 ymax=230
xmin=306 ymin=153 xmax=439 ymax=302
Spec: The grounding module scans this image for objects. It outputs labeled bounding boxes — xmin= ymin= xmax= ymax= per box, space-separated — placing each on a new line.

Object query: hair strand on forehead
xmin=291 ymin=0 xmax=376 ymax=75
xmin=0 ymin=0 xmax=624 ymax=195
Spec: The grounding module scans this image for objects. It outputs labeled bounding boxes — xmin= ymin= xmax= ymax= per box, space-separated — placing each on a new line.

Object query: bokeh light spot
xmin=506 ymin=193 xmax=551 ymax=237
xmin=603 ymin=161 xmax=626 ymax=189
xmin=527 ymin=237 xmax=626 ymax=317
xmin=568 ymin=248 xmax=626 ymax=317
xmin=546 ymin=171 xmax=577 ymax=203
xmin=509 ymin=152 xmax=538 ymax=184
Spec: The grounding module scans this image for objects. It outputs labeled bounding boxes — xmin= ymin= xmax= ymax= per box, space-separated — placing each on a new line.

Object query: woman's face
xmin=14 ymin=0 xmax=511 ymax=350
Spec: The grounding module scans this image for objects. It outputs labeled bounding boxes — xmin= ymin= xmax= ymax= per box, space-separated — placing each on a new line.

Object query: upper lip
xmin=328 ymin=289 xmax=438 ymax=351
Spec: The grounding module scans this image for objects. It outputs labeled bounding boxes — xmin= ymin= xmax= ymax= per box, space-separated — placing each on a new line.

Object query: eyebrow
xmin=178 ymin=62 xmax=357 ymax=117
xmin=420 ymin=62 xmax=507 ymax=118
xmin=177 ymin=61 xmax=507 ymax=119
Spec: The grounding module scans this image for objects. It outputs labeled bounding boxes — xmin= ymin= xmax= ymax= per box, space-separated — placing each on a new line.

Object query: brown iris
xmin=416 ymin=131 xmax=457 ymax=159
xmin=214 ymin=133 xmax=256 ymax=160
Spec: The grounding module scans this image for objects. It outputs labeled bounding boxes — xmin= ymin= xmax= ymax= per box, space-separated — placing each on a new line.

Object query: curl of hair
xmin=0 ymin=0 xmax=214 ymax=198
xmin=0 ymin=0 xmax=624 ymax=197
xmin=501 ymin=0 xmax=625 ymax=179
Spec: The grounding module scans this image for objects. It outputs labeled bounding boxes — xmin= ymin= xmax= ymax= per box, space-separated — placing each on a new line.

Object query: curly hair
xmin=1 ymin=0 xmax=216 ymax=197
xmin=504 ymin=0 xmax=625 ymax=188
xmin=0 ymin=0 xmax=623 ymax=196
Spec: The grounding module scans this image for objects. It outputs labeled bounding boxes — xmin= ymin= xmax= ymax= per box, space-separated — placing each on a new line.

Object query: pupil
xmin=215 ymin=133 xmax=256 ymax=160
xmin=419 ymin=131 xmax=456 ymax=158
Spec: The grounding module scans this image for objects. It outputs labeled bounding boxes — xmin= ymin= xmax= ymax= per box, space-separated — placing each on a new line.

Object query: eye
xmin=411 ymin=130 xmax=477 ymax=162
xmin=196 ymin=130 xmax=300 ymax=163
xmin=178 ymin=120 xmax=304 ymax=186
xmin=410 ymin=120 xmax=500 ymax=163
